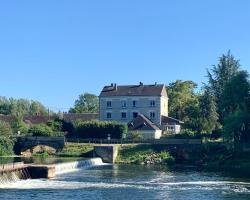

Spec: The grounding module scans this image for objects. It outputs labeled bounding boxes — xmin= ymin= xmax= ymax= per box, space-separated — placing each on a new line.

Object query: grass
xmin=56 ymin=143 xmax=94 ymax=157
xmin=116 ymin=144 xmax=175 ymax=165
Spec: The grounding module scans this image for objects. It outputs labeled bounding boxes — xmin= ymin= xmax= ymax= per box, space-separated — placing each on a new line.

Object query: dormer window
xmin=107 ymin=101 xmax=112 ymax=108
xmin=150 ymin=100 xmax=155 ymax=107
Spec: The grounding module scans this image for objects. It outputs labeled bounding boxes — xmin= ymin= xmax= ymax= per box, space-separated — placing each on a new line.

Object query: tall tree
xmin=207 ymin=51 xmax=240 ymax=123
xmin=197 ymin=88 xmax=219 ymax=133
xmin=168 ymin=80 xmax=198 ymax=121
xmin=168 ymin=80 xmax=202 ymax=131
xmin=69 ymin=93 xmax=99 ymax=113
xmin=0 ymin=97 xmax=47 ymax=116
xmin=222 ymin=70 xmax=250 ymax=148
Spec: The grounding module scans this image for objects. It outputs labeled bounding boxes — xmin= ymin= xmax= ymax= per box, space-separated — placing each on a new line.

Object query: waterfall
xmin=0 ymin=158 xmax=104 ymax=186
xmin=55 ymin=158 xmax=104 ymax=175
xmin=0 ymin=168 xmax=30 ymax=185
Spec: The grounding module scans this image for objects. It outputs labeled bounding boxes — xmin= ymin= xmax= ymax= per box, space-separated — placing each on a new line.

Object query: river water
xmin=1 ymin=162 xmax=250 ymax=200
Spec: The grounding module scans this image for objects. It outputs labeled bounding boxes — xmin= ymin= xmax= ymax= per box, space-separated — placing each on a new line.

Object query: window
xmin=150 ymin=112 xmax=155 ymax=119
xmin=106 ymin=112 xmax=112 ymax=119
xmin=150 ymin=100 xmax=155 ymax=107
xmin=121 ymin=100 xmax=126 ymax=108
xmin=133 ymin=112 xmax=138 ymax=118
xmin=107 ymin=101 xmax=112 ymax=108
xmin=121 ymin=112 xmax=127 ymax=119
xmin=132 ymin=100 xmax=137 ymax=107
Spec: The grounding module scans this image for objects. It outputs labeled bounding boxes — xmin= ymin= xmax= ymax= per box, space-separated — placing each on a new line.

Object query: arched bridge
xmin=14 ymin=136 xmax=65 ymax=156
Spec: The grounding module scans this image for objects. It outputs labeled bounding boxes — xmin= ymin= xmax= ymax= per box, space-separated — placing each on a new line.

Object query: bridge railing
xmin=66 ymin=138 xmax=202 ymax=145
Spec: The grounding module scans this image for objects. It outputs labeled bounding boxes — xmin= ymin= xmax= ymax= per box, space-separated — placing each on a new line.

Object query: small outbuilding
xmin=127 ymin=113 xmax=162 ymax=139
xmin=161 ymin=116 xmax=184 ymax=134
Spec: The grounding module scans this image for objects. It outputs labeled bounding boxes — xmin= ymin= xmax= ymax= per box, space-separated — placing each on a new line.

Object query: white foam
xmin=0 ymin=179 xmax=152 ymax=190
xmin=55 ymin=158 xmax=105 ymax=175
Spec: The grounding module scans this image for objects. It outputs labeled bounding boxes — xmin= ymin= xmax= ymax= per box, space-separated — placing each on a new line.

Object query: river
xmin=1 ymin=161 xmax=250 ymax=200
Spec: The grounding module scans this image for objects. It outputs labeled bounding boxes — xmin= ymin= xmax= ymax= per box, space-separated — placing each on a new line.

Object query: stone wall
xmin=93 ymin=145 xmax=118 ymax=163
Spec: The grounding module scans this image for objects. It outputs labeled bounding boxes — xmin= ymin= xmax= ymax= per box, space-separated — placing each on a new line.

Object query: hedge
xmin=71 ymin=121 xmax=128 ymax=139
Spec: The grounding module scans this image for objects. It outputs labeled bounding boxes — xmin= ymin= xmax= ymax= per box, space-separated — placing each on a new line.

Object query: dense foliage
xmin=0 ymin=121 xmax=15 ymax=156
xmin=0 ymin=97 xmax=47 ymax=116
xmin=116 ymin=145 xmax=175 ymax=165
xmin=28 ymin=123 xmax=64 ymax=137
xmin=69 ymin=93 xmax=99 ymax=113
xmin=11 ymin=116 xmax=29 ymax=135
xmin=168 ymin=81 xmax=218 ymax=134
xmin=207 ymin=51 xmax=240 ymax=124
xmin=71 ymin=121 xmax=127 ymax=139
xmin=167 ymin=51 xmax=250 ymax=152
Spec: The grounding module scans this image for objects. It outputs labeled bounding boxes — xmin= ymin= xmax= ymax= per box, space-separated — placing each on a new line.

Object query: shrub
xmin=127 ymin=131 xmax=143 ymax=139
xmin=71 ymin=120 xmax=128 ymax=139
xmin=0 ymin=120 xmax=13 ymax=136
xmin=11 ymin=117 xmax=29 ymax=135
xmin=163 ymin=129 xmax=210 ymax=139
xmin=159 ymin=151 xmax=175 ymax=165
xmin=47 ymin=118 xmax=63 ymax=132
xmin=29 ymin=124 xmax=54 ymax=137
xmin=0 ymin=121 xmax=15 ymax=155
xmin=0 ymin=137 xmax=15 ymax=156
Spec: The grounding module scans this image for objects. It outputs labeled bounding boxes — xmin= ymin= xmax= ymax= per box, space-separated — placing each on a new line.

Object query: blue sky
xmin=0 ymin=0 xmax=250 ymax=111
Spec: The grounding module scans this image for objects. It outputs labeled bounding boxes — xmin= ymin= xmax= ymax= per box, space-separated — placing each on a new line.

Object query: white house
xmin=99 ymin=83 xmax=183 ymax=137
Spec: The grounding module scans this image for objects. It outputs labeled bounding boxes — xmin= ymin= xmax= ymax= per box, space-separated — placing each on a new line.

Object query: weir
xmin=0 ymin=158 xmax=104 ymax=186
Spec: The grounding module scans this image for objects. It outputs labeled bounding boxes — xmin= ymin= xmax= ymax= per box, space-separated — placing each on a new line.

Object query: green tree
xmin=0 ymin=120 xmax=13 ymax=136
xmin=11 ymin=116 xmax=29 ymax=135
xmin=0 ymin=97 xmax=47 ymax=116
xmin=168 ymin=80 xmax=198 ymax=121
xmin=0 ymin=97 xmax=11 ymax=115
xmin=69 ymin=93 xmax=99 ymax=113
xmin=29 ymin=101 xmax=47 ymax=116
xmin=222 ymin=70 xmax=250 ymax=149
xmin=0 ymin=121 xmax=14 ymax=156
xmin=29 ymin=124 xmax=54 ymax=137
xmin=168 ymin=80 xmax=201 ymax=131
xmin=207 ymin=51 xmax=240 ymax=123
xmin=197 ymin=88 xmax=219 ymax=133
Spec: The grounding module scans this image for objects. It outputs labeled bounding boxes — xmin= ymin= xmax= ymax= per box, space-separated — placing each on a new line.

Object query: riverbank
xmin=115 ymin=143 xmax=250 ymax=178
xmin=3 ymin=142 xmax=250 ymax=178
xmin=116 ymin=144 xmax=175 ymax=165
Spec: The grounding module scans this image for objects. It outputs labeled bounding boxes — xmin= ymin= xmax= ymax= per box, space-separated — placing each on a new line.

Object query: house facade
xmin=99 ymin=83 xmax=168 ymax=126
xmin=99 ymin=82 xmax=182 ymax=136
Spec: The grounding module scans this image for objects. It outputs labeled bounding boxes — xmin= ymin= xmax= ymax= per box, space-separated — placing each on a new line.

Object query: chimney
xmin=155 ymin=82 xmax=157 ymax=86
xmin=114 ymin=83 xmax=117 ymax=90
xmin=111 ymin=83 xmax=114 ymax=87
xmin=139 ymin=82 xmax=143 ymax=86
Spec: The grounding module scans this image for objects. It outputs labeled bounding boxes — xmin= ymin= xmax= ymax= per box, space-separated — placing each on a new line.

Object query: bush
xmin=116 ymin=145 xmax=175 ymax=165
xmin=47 ymin=118 xmax=63 ymax=132
xmin=0 ymin=121 xmax=15 ymax=155
xmin=29 ymin=124 xmax=54 ymax=137
xmin=159 ymin=151 xmax=175 ymax=165
xmin=163 ymin=129 xmax=214 ymax=139
xmin=11 ymin=117 xmax=29 ymax=135
xmin=0 ymin=120 xmax=13 ymax=136
xmin=127 ymin=131 xmax=143 ymax=139
xmin=0 ymin=137 xmax=15 ymax=156
xmin=71 ymin=120 xmax=127 ymax=139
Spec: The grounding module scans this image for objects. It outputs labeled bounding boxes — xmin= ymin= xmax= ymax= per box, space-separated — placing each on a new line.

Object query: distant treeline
xmin=0 ymin=97 xmax=47 ymax=116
